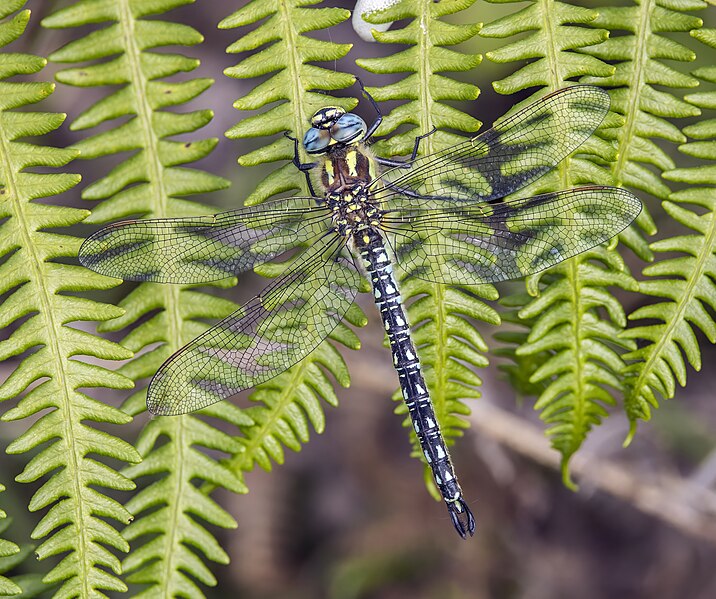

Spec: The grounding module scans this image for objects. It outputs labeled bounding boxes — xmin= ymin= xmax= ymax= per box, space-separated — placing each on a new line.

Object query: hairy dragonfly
xmin=80 ymin=84 xmax=641 ymax=538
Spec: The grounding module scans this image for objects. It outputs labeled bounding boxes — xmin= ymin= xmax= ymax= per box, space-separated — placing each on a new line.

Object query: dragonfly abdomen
xmin=354 ymin=226 xmax=475 ymax=538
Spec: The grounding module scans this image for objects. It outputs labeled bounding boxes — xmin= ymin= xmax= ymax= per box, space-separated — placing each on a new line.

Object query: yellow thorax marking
xmin=346 ymin=149 xmax=358 ymax=176
xmin=324 ymin=159 xmax=335 ymax=184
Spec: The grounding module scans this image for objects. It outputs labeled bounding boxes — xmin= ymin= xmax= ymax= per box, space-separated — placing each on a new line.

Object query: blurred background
xmin=2 ymin=1 xmax=716 ymax=597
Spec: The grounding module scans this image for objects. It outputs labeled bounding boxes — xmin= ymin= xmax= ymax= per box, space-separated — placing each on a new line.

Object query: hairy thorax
xmin=320 ymin=143 xmax=384 ymax=241
xmin=319 ymin=143 xmax=377 ymax=194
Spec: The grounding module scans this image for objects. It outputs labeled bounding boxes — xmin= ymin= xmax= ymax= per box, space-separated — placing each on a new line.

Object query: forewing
xmin=147 ymin=235 xmax=359 ymax=415
xmin=384 ymin=186 xmax=641 ymax=285
xmin=371 ymin=86 xmax=610 ymax=204
xmin=79 ymin=197 xmax=331 ymax=283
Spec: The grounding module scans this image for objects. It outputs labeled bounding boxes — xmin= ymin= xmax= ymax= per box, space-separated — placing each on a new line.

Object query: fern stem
xmin=625 ymin=209 xmax=715 ymax=429
xmin=0 ymin=106 xmax=96 ymax=598
xmin=541 ymin=0 xmax=560 ymax=83
xmin=279 ymin=2 xmax=313 ymax=185
xmin=163 ymin=416 xmax=187 ymax=588
xmin=233 ymin=361 xmax=309 ymax=475
xmin=610 ymin=0 xmax=651 ymax=188
xmin=623 ymin=30 xmax=716 ymax=426
xmin=417 ymin=0 xmax=433 ymax=141
xmin=564 ymin=256 xmax=586 ymax=479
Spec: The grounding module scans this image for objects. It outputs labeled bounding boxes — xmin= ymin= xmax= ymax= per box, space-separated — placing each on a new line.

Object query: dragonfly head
xmin=303 ymin=107 xmax=368 ymax=154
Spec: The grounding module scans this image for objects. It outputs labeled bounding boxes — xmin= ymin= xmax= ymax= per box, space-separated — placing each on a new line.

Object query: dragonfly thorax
xmin=326 ymin=183 xmax=382 ymax=239
xmin=319 ymin=144 xmax=377 ymax=195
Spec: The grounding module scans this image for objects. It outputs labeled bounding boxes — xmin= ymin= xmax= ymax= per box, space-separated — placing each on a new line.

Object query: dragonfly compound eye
xmin=302 ymin=127 xmax=331 ymax=154
xmin=331 ymin=113 xmax=367 ymax=144
xmin=311 ymin=106 xmax=345 ymax=129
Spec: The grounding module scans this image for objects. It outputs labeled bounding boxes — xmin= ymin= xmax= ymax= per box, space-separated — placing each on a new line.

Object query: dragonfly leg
xmin=379 ymin=179 xmax=456 ymax=202
xmin=373 ymin=127 xmax=438 ymax=170
xmin=357 ymin=75 xmax=437 ymax=155
xmin=356 ymin=77 xmax=383 ymax=141
xmin=408 ymin=126 xmax=437 ymax=160
xmin=284 ymin=131 xmax=318 ymax=196
xmin=447 ymin=497 xmax=476 ymax=540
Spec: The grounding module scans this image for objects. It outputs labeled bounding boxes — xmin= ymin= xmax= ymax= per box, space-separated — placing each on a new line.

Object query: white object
xmin=352 ymin=0 xmax=399 ymax=42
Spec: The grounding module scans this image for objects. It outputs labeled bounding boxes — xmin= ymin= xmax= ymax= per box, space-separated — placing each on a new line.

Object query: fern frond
xmin=481 ymin=0 xmax=612 ymax=96
xmin=218 ymin=3 xmax=370 ymax=485
xmin=481 ymin=0 xmax=639 ymax=475
xmin=357 ymin=0 xmax=482 ymax=155
xmin=0 ymin=3 xmax=141 ymax=596
xmin=221 ymin=0 xmax=355 ymax=204
xmin=43 ymin=1 xmax=243 ymax=595
xmin=580 ymin=0 xmax=705 ymax=258
xmin=354 ymin=0 xmax=494 ymax=494
xmin=0 ymin=483 xmax=21 ymax=596
xmin=517 ymin=251 xmax=637 ymax=475
xmin=120 ymin=403 xmax=249 ymax=596
xmin=217 ymin=331 xmax=362 ymax=481
xmin=621 ymin=27 xmax=716 ymax=433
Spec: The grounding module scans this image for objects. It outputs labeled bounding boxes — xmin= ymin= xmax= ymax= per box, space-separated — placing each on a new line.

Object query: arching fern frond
xmin=356 ymin=0 xmax=482 ymax=154
xmin=221 ymin=0 xmax=355 ymax=204
xmin=481 ymin=0 xmax=639 ymax=477
xmin=516 ymin=251 xmax=637 ymax=476
xmin=215 ymin=332 xmax=363 ymax=484
xmin=0 ymin=483 xmax=21 ymax=596
xmin=43 ymin=1 xmax=241 ymax=595
xmin=218 ymin=3 xmax=368 ymax=487
xmin=0 ymin=3 xmax=141 ymax=596
xmin=621 ymin=27 xmax=716 ymax=433
xmin=355 ymin=0 xmax=496 ymax=497
xmin=580 ymin=0 xmax=705 ymax=259
xmin=481 ymin=0 xmax=612 ymax=97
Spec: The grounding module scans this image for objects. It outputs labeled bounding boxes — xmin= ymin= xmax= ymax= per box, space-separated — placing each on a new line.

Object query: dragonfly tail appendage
xmin=447 ymin=498 xmax=476 ymax=539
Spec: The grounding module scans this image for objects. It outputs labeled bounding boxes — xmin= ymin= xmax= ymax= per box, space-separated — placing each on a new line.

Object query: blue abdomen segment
xmin=354 ymin=227 xmax=476 ymax=538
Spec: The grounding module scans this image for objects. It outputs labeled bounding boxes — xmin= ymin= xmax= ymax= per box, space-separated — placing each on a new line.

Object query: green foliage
xmin=481 ymin=0 xmax=612 ymax=95
xmin=581 ymin=0 xmax=705 ymax=258
xmin=621 ymin=27 xmax=716 ymax=432
xmin=0 ymin=484 xmax=21 ymax=596
xmin=43 ymin=0 xmax=241 ymax=595
xmin=0 ymin=0 xmax=712 ymax=594
xmin=357 ymin=0 xmax=482 ymax=155
xmin=222 ymin=0 xmax=355 ymax=204
xmin=481 ymin=0 xmax=643 ymax=475
xmin=217 ymin=336 xmax=360 ymax=482
xmin=356 ymin=0 xmax=496 ymax=494
xmin=0 ymin=3 xmax=141 ymax=597
xmin=219 ymin=0 xmax=368 ymax=486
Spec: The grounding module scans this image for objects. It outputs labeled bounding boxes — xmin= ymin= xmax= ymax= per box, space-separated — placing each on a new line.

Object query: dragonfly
xmin=79 ymin=83 xmax=641 ymax=539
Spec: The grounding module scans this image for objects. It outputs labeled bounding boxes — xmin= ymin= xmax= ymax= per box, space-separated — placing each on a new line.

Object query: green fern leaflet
xmin=79 ymin=84 xmax=640 ymax=537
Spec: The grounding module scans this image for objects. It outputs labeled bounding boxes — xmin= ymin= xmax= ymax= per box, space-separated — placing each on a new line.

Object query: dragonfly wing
xmin=79 ymin=197 xmax=331 ymax=284
xmin=147 ymin=235 xmax=359 ymax=415
xmin=383 ymin=186 xmax=641 ymax=285
xmin=371 ymin=86 xmax=610 ymax=204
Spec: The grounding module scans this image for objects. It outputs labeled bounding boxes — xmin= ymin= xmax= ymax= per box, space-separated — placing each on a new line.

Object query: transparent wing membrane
xmin=372 ymin=85 xmax=611 ymax=204
xmin=78 ymin=198 xmax=332 ymax=284
xmin=78 ymin=85 xmax=641 ymax=428
xmin=383 ymin=186 xmax=641 ymax=285
xmin=147 ymin=236 xmax=359 ymax=415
